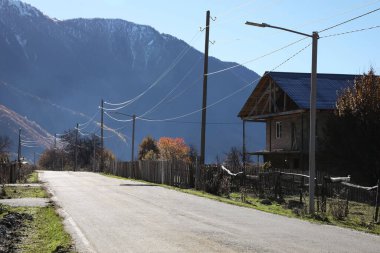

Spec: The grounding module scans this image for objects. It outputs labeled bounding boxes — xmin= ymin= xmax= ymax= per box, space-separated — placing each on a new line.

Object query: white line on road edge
xmin=43 ymin=183 xmax=97 ymax=253
xmin=58 ymin=208 xmax=96 ymax=253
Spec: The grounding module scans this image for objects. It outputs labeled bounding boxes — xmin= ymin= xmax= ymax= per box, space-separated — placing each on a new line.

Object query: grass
xmin=100 ymin=173 xmax=380 ymax=235
xmin=1 ymin=186 xmax=48 ymax=199
xmin=19 ymin=205 xmax=74 ymax=253
xmin=26 ymin=171 xmax=39 ymax=183
xmin=0 ymin=182 xmax=75 ymax=252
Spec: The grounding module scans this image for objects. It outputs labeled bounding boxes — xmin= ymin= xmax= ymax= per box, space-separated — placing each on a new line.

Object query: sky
xmin=21 ymin=0 xmax=380 ymax=76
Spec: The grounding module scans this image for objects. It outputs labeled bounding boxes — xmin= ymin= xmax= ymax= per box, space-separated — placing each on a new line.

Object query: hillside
xmin=0 ymin=0 xmax=264 ymax=161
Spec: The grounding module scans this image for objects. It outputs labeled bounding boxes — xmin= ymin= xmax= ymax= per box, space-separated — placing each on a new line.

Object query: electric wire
xmin=104 ymin=111 xmax=134 ymax=122
xmin=78 ymin=109 xmax=99 ymax=130
xmin=318 ymin=7 xmax=380 ymax=33
xmin=21 ymin=144 xmax=41 ymax=148
xmin=103 ymin=30 xmax=202 ymax=109
xmin=165 ymin=76 xmax=203 ymax=103
xmin=102 ymin=43 xmax=194 ymax=111
xmin=137 ymin=42 xmax=311 ymax=122
xmin=320 ymin=25 xmax=380 ymax=38
xmin=138 ymin=55 xmax=203 ymax=117
xmin=296 ymin=0 xmax=380 ymax=30
xmin=206 ymin=37 xmax=308 ymax=76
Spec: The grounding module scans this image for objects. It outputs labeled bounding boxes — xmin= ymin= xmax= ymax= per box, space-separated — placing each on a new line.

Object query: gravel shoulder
xmin=0 ymin=198 xmax=50 ymax=207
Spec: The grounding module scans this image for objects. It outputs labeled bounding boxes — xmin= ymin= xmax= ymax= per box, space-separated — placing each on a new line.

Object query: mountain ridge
xmin=0 ymin=0 xmax=264 ymax=162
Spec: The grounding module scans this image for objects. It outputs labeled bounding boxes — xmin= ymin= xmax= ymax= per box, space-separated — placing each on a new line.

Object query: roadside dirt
xmin=0 ymin=212 xmax=33 ymax=253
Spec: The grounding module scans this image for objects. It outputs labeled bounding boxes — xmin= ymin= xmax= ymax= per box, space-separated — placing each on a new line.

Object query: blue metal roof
xmin=267 ymin=72 xmax=358 ymax=109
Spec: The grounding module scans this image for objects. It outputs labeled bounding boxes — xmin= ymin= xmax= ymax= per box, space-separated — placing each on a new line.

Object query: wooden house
xmin=238 ymin=71 xmax=357 ymax=170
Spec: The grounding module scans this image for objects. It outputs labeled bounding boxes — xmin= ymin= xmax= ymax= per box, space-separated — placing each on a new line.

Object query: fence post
xmin=299 ymin=176 xmax=304 ymax=204
xmin=374 ymin=179 xmax=380 ymax=222
xmin=345 ymin=187 xmax=349 ymax=217
xmin=321 ymin=177 xmax=327 ymax=213
xmin=195 ymin=158 xmax=200 ymax=190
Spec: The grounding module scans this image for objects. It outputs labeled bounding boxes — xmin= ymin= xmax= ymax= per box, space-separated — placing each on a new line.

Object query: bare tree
xmin=0 ymin=135 xmax=11 ymax=162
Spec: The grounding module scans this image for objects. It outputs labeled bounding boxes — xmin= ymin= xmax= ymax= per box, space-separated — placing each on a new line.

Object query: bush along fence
xmin=0 ymin=162 xmax=35 ymax=184
xmin=241 ymin=168 xmax=380 ymax=223
xmin=89 ymin=160 xmax=380 ymax=222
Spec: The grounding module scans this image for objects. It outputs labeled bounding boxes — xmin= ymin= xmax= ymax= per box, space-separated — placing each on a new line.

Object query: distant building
xmin=238 ymin=71 xmax=357 ymax=170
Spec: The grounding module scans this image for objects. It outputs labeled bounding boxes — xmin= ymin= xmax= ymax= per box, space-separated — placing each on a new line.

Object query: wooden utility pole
xmin=75 ymin=123 xmax=78 ymax=171
xmin=93 ymin=137 xmax=96 ymax=172
xmin=100 ymin=99 xmax=104 ymax=172
xmin=200 ymin=10 xmax=210 ymax=165
xmin=53 ymin=133 xmax=57 ymax=170
xmin=131 ymin=114 xmax=136 ymax=163
xmin=17 ymin=128 xmax=21 ymax=165
xmin=242 ymin=120 xmax=246 ymax=168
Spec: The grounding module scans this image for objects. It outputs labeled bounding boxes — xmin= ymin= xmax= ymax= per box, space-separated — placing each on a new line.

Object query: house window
xmin=276 ymin=121 xmax=282 ymax=139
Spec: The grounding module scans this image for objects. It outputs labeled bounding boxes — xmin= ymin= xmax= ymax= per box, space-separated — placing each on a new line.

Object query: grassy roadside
xmin=1 ymin=171 xmax=47 ymax=199
xmin=101 ymin=173 xmax=380 ymax=235
xmin=1 ymin=186 xmax=48 ymax=199
xmin=26 ymin=171 xmax=39 ymax=183
xmin=0 ymin=171 xmax=76 ymax=252
xmin=0 ymin=205 xmax=75 ymax=253
xmin=19 ymin=205 xmax=74 ymax=253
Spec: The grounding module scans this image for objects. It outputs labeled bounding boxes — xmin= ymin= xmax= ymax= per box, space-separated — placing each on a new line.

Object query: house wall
xmin=266 ymin=111 xmax=331 ymax=152
xmin=264 ymin=110 xmax=331 ymax=170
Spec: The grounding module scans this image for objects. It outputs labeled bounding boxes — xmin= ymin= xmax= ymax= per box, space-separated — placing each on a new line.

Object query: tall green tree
xmin=322 ymin=69 xmax=380 ymax=185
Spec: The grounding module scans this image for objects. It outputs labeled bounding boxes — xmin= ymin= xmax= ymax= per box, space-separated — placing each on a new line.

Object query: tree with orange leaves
xmin=157 ymin=137 xmax=190 ymax=162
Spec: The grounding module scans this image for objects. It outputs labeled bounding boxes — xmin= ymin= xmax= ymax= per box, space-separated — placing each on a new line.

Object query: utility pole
xmin=242 ymin=120 xmax=246 ymax=168
xmin=200 ymin=10 xmax=210 ymax=165
xmin=100 ymin=99 xmax=104 ymax=172
xmin=245 ymin=21 xmax=319 ymax=214
xmin=53 ymin=133 xmax=57 ymax=170
xmin=131 ymin=114 xmax=136 ymax=163
xmin=17 ymin=128 xmax=21 ymax=165
xmin=33 ymin=152 xmax=36 ymax=166
xmin=308 ymin=31 xmax=319 ymax=214
xmin=93 ymin=137 xmax=96 ymax=172
xmin=75 ymin=123 xmax=78 ymax=171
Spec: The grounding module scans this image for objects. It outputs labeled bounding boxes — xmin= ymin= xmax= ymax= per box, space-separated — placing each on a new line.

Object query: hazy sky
xmin=22 ymin=0 xmax=380 ymax=76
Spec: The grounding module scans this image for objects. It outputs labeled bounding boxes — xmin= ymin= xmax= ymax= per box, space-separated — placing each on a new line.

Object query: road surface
xmin=40 ymin=171 xmax=380 ymax=253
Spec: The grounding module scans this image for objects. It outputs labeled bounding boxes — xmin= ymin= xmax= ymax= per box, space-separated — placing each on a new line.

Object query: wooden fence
xmin=0 ymin=163 xmax=34 ymax=184
xmin=106 ymin=160 xmax=195 ymax=188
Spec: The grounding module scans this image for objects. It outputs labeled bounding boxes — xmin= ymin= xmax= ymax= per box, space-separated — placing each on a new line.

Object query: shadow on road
xmin=119 ymin=184 xmax=157 ymax=187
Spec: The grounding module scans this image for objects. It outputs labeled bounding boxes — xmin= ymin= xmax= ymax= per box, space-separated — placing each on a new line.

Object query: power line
xmin=78 ymin=109 xmax=99 ymax=130
xmin=104 ymin=111 xmax=134 ymax=122
xmin=139 ymin=56 xmax=203 ymax=117
xmin=206 ymin=37 xmax=308 ymax=76
xmin=137 ymin=118 xmax=241 ymax=125
xmin=166 ymin=76 xmax=203 ymax=103
xmin=295 ymin=0 xmax=380 ymax=30
xmin=320 ymin=25 xmax=380 ymax=38
xmin=319 ymin=7 xmax=380 ymax=33
xmin=137 ymin=42 xmax=311 ymax=123
xmin=103 ymin=30 xmax=202 ymax=110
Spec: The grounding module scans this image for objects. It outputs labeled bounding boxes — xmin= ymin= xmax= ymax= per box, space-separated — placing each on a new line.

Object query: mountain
xmin=0 ymin=104 xmax=53 ymax=160
xmin=0 ymin=0 xmax=264 ymax=162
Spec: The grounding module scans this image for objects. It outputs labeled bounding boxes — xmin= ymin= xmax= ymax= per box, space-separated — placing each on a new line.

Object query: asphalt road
xmin=40 ymin=171 xmax=380 ymax=253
